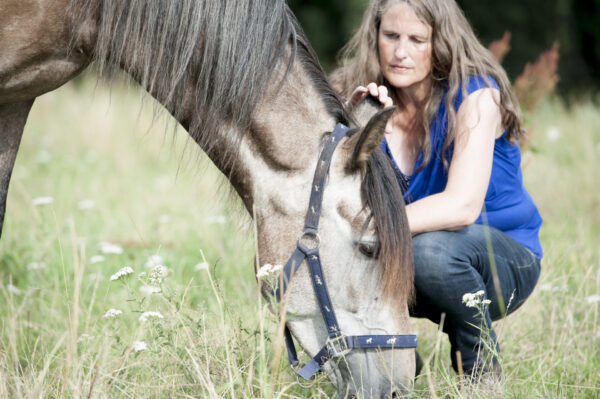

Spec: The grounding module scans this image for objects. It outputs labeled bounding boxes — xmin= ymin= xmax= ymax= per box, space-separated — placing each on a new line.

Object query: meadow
xmin=0 ymin=76 xmax=598 ymax=398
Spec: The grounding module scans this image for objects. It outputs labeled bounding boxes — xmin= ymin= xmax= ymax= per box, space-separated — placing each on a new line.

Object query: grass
xmin=0 ymin=77 xmax=598 ymax=398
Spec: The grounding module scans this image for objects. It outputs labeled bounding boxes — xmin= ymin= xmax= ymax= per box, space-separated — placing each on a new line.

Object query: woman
xmin=331 ymin=0 xmax=542 ymax=379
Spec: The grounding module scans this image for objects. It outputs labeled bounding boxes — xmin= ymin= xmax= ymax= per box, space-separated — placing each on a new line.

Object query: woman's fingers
xmin=347 ymin=83 xmax=394 ymax=109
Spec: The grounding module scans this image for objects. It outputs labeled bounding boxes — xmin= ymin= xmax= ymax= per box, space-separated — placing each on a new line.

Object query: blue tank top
xmin=381 ymin=75 xmax=543 ymax=258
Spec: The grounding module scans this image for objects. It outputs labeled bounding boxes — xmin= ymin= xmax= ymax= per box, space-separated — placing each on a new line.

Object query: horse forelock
xmin=69 ymin=0 xmax=351 ymax=173
xmin=362 ymin=150 xmax=415 ymax=308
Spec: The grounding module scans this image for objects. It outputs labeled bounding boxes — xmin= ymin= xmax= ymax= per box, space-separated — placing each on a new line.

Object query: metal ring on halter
xmin=293 ymin=365 xmax=317 ymax=388
xmin=297 ymin=231 xmax=321 ymax=250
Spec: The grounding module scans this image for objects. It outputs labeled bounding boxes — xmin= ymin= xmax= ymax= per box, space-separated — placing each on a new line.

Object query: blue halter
xmin=272 ymin=123 xmax=417 ymax=382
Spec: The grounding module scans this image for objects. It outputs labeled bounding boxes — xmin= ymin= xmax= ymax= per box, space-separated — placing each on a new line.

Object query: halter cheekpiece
xmin=271 ymin=123 xmax=417 ymax=382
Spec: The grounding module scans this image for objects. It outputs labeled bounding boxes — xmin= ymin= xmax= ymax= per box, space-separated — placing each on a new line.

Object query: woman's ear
xmin=346 ymin=106 xmax=394 ymax=173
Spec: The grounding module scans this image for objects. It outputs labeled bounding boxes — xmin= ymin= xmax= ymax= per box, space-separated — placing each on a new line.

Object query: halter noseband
xmin=271 ymin=123 xmax=417 ymax=382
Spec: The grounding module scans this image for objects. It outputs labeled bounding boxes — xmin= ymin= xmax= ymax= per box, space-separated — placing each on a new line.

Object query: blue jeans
xmin=410 ymin=224 xmax=541 ymax=375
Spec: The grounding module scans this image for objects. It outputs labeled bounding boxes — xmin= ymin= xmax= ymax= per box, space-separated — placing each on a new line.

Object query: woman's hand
xmin=346 ymin=82 xmax=394 ymax=110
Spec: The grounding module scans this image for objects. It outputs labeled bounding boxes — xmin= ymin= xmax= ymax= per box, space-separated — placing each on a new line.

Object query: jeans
xmin=410 ymin=224 xmax=541 ymax=375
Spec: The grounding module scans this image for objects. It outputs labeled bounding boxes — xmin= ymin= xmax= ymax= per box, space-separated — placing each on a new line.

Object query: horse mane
xmin=69 ymin=0 xmax=412 ymax=306
xmin=362 ymin=150 xmax=415 ymax=307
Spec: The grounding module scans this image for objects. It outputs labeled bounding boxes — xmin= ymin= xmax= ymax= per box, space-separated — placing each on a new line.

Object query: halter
xmin=271 ymin=123 xmax=417 ymax=382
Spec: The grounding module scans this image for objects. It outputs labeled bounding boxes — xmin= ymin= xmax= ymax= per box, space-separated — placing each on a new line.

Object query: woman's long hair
xmin=330 ymin=0 xmax=524 ymax=168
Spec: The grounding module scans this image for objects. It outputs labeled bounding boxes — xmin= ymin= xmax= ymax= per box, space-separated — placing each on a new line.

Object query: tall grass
xmin=0 ymin=78 xmax=598 ymax=398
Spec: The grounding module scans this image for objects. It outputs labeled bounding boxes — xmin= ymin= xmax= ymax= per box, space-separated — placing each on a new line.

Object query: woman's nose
xmin=394 ymin=39 xmax=408 ymax=59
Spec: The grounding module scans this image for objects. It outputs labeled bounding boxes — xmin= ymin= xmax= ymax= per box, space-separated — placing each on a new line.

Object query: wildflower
xmin=88 ymin=273 xmax=104 ymax=281
xmin=271 ymin=264 xmax=283 ymax=273
xmin=139 ymin=311 xmax=164 ymax=322
xmin=6 ymin=284 xmax=21 ymax=295
xmin=546 ymin=126 xmax=560 ymax=142
xmin=78 ymin=199 xmax=95 ymax=210
xmin=27 ymin=262 xmax=47 ymax=271
xmin=586 ymin=295 xmax=600 ymax=304
xmin=194 ymin=262 xmax=209 ymax=271
xmin=32 ymin=196 xmax=54 ymax=206
xmin=77 ymin=334 xmax=94 ymax=343
xmin=99 ymin=242 xmax=123 ymax=255
xmin=36 ymin=150 xmax=51 ymax=164
xmin=539 ymin=283 xmax=552 ymax=292
xmin=140 ymin=285 xmax=161 ymax=295
xmin=132 ymin=341 xmax=147 ymax=352
xmin=462 ymin=290 xmax=485 ymax=308
xmin=206 ymin=215 xmax=227 ymax=225
xmin=145 ymin=254 xmax=164 ymax=269
xmin=90 ymin=255 xmax=105 ymax=264
xmin=158 ymin=214 xmax=171 ymax=224
xmin=109 ymin=266 xmax=134 ymax=281
xmin=148 ymin=265 xmax=169 ymax=286
xmin=256 ymin=263 xmax=277 ymax=278
xmin=103 ymin=308 xmax=123 ymax=318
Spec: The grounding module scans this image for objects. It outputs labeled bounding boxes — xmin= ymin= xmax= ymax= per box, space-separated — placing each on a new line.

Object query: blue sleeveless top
xmin=382 ymin=76 xmax=543 ymax=258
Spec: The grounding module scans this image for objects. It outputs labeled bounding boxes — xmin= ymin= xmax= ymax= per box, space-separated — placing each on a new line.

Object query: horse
xmin=0 ymin=0 xmax=416 ymax=396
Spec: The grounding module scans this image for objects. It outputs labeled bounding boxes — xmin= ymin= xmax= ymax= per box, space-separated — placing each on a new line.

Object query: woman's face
xmin=378 ymin=3 xmax=433 ymax=94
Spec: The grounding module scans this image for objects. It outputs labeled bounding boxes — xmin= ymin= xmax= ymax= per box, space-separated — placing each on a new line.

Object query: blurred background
xmin=289 ymin=0 xmax=600 ymax=96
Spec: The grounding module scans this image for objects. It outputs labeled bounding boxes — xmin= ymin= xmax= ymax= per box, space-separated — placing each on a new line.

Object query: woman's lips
xmin=391 ymin=65 xmax=411 ymax=71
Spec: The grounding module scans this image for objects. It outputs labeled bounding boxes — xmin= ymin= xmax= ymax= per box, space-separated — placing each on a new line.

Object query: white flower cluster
xmin=256 ymin=263 xmax=283 ymax=279
xmin=109 ymin=266 xmax=134 ymax=281
xmin=100 ymin=242 xmax=123 ymax=255
xmin=139 ymin=311 xmax=164 ymax=322
xmin=462 ymin=290 xmax=491 ymax=308
xmin=148 ymin=265 xmax=169 ymax=286
xmin=132 ymin=341 xmax=147 ymax=352
xmin=103 ymin=308 xmax=123 ymax=318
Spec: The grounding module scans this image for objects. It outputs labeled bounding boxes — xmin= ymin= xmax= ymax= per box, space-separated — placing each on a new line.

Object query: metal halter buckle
xmin=297 ymin=231 xmax=321 ymax=250
xmin=326 ymin=335 xmax=351 ymax=358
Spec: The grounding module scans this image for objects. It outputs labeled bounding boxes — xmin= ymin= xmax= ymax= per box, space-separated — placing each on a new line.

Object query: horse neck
xmin=115 ymin=46 xmax=336 ymax=213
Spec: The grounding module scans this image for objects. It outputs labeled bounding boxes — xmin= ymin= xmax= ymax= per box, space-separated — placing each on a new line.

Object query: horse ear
xmin=346 ymin=106 xmax=395 ymax=172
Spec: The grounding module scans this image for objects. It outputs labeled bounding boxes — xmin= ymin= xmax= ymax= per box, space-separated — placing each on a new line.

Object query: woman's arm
xmin=406 ymin=88 xmax=503 ymax=235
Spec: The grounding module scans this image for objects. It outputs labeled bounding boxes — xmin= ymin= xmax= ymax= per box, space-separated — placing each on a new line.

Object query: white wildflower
xmin=145 ymin=254 xmax=164 ymax=269
xmin=88 ymin=273 xmax=104 ymax=281
xmin=6 ymin=284 xmax=21 ymax=295
xmin=36 ymin=149 xmax=51 ymax=164
xmin=539 ymin=283 xmax=552 ymax=292
xmin=462 ymin=290 xmax=485 ymax=308
xmin=90 ymin=255 xmax=105 ymax=264
xmin=32 ymin=196 xmax=54 ymax=206
xmin=132 ymin=341 xmax=147 ymax=352
xmin=194 ymin=262 xmax=209 ymax=271
xmin=148 ymin=265 xmax=169 ymax=286
xmin=158 ymin=214 xmax=171 ymax=224
xmin=140 ymin=285 xmax=161 ymax=295
xmin=77 ymin=334 xmax=94 ymax=343
xmin=271 ymin=264 xmax=283 ymax=273
xmin=206 ymin=215 xmax=227 ymax=225
xmin=27 ymin=262 xmax=47 ymax=271
xmin=256 ymin=263 xmax=274 ymax=278
xmin=109 ymin=266 xmax=134 ymax=281
xmin=139 ymin=311 xmax=164 ymax=322
xmin=482 ymin=299 xmax=492 ymax=305
xmin=546 ymin=126 xmax=560 ymax=142
xmin=586 ymin=295 xmax=600 ymax=304
xmin=99 ymin=242 xmax=123 ymax=255
xmin=78 ymin=199 xmax=95 ymax=210
xmin=103 ymin=308 xmax=123 ymax=318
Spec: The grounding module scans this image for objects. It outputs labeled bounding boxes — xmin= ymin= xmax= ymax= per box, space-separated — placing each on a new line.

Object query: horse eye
xmin=358 ymin=242 xmax=379 ymax=259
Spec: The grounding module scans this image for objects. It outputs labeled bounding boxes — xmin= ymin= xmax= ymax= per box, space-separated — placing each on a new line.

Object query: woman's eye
xmin=358 ymin=242 xmax=379 ymax=259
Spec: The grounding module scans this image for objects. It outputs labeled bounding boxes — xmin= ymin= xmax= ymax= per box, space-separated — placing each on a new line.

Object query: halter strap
xmin=272 ymin=123 xmax=417 ymax=382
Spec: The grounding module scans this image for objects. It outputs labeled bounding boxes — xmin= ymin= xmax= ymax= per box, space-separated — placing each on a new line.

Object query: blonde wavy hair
xmin=330 ymin=0 xmax=524 ymax=168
